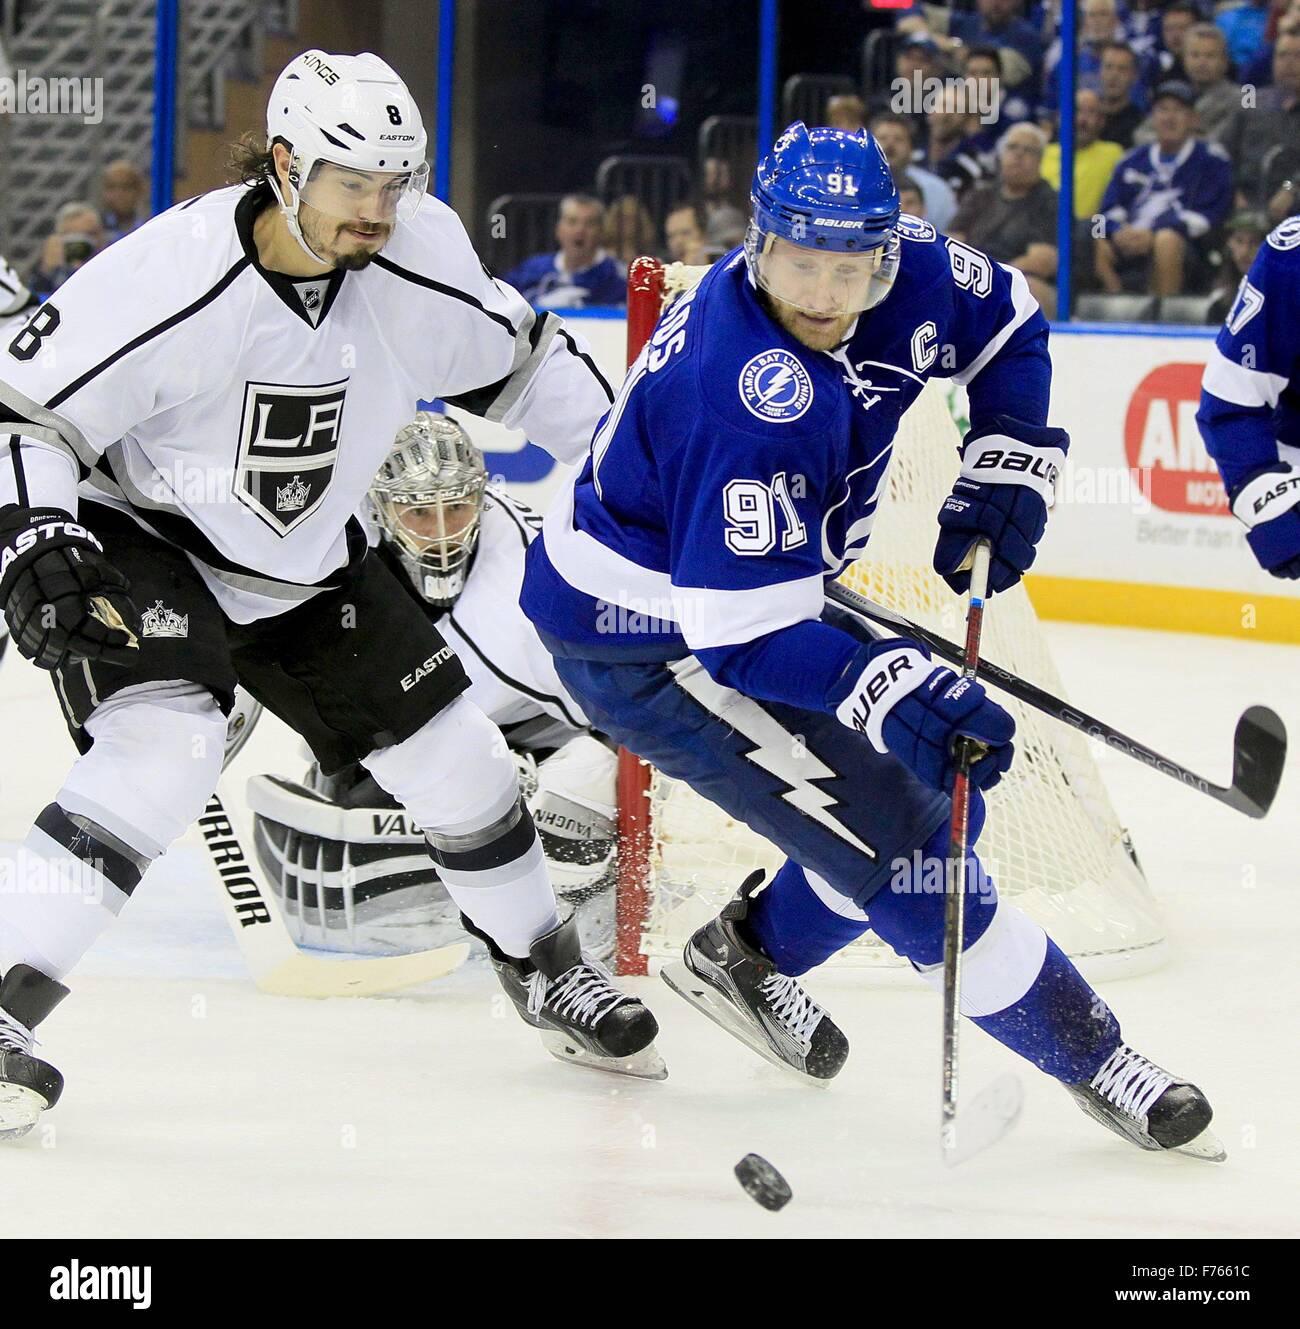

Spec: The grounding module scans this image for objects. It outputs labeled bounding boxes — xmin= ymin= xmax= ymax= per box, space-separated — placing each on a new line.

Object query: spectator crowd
xmin=867 ymin=0 xmax=1299 ymax=317
xmin=23 ymin=157 xmax=148 ymax=300
xmin=504 ymin=0 xmax=1299 ymax=322
xmin=20 ymin=9 xmax=1293 ymax=326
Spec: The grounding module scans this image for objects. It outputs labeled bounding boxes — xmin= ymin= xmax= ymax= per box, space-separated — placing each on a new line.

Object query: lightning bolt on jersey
xmin=521 ymin=222 xmax=1051 ymax=716
xmin=383 ymin=485 xmax=593 ymax=750
xmin=1197 ymin=218 xmax=1300 ymax=497
xmin=0 ymin=184 xmax=613 ymax=623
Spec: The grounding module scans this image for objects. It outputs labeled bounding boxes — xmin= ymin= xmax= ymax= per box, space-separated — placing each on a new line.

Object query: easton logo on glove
xmin=0 ymin=518 xmax=104 ymax=581
xmin=1247 ymin=472 xmax=1300 ymax=520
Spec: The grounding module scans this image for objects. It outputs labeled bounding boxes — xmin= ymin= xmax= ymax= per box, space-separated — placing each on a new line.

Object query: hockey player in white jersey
xmin=0 ymin=50 xmax=662 ymax=1139
xmin=0 ymin=254 xmax=38 ymax=669
xmin=244 ymin=412 xmax=619 ymax=959
xmin=522 ymin=123 xmax=1221 ymax=1158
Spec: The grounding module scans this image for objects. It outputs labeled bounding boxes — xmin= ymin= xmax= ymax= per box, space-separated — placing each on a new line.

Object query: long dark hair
xmin=228 ymin=131 xmax=279 ymax=187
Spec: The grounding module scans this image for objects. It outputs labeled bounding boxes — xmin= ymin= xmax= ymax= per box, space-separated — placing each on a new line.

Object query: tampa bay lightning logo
xmin=895 ymin=214 xmax=936 ymax=242
xmin=1267 ymin=217 xmax=1300 ymax=251
xmin=738 ymin=349 xmax=814 ymax=423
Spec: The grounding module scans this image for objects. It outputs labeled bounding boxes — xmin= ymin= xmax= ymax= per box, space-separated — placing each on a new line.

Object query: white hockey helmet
xmin=266 ymin=49 xmax=429 ymax=262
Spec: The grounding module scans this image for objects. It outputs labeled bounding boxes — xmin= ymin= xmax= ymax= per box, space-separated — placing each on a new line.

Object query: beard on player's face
xmin=300 ymin=203 xmax=391 ymax=270
xmin=760 ymin=289 xmax=855 ymax=352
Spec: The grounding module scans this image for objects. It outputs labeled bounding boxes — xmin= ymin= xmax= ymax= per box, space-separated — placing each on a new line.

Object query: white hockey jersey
xmin=0 ymin=184 xmax=613 ymax=622
xmin=379 ymin=484 xmax=591 ymax=751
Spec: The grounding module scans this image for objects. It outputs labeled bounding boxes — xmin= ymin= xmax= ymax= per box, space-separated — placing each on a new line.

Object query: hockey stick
xmin=202 ymin=693 xmax=469 ymax=997
xmin=826 ymin=582 xmax=1286 ymax=819
xmin=939 ymin=543 xmax=1023 ymax=1165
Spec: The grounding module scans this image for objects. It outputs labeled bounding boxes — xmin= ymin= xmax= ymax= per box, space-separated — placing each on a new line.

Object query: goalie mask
xmin=370 ymin=413 xmax=488 ymax=609
xmin=266 ymin=49 xmax=429 ymax=266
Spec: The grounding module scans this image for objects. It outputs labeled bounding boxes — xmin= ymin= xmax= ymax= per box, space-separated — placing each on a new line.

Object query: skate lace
xmin=527 ymin=957 xmax=630 ymax=1028
xmin=0 ymin=1008 xmax=33 ymax=1056
xmin=759 ymin=973 xmax=823 ymax=1047
xmin=1090 ymin=1043 xmax=1172 ymax=1121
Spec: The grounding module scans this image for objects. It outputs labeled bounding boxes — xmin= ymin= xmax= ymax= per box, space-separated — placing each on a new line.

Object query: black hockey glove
xmin=0 ymin=505 xmax=140 ymax=671
xmin=933 ymin=417 xmax=1069 ymax=595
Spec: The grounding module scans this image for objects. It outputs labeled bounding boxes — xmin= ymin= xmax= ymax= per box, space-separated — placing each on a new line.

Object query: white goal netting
xmin=619 ymin=262 xmax=1166 ymax=980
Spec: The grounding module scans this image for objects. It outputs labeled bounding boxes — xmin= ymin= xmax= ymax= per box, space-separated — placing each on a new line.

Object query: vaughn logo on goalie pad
xmin=234 ymin=378 xmax=348 ymax=535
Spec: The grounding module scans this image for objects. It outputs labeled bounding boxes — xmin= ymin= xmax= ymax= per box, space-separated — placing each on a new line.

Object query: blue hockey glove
xmin=835 ymin=638 xmax=1015 ymax=793
xmin=933 ymin=416 xmax=1069 ymax=595
xmin=1230 ymin=462 xmax=1300 ymax=579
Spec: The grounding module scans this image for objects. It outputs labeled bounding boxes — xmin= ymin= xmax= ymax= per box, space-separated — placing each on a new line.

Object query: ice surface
xmin=1 ymin=622 xmax=1296 ymax=1237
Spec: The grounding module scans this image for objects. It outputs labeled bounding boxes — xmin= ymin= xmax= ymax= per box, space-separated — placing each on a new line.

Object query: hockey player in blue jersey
xmin=1197 ymin=217 xmax=1300 ymax=581
xmin=521 ymin=123 xmax=1221 ymax=1158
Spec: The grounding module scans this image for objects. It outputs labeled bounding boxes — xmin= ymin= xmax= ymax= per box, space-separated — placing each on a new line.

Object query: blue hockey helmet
xmin=746 ymin=121 xmax=901 ymax=317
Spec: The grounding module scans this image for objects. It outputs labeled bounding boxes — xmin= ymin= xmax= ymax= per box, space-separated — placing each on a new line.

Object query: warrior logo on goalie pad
xmin=234 ymin=378 xmax=349 ymax=535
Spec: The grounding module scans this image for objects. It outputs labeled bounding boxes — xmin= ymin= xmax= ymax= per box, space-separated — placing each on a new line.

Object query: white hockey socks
xmin=362 ymin=697 xmax=561 ymax=959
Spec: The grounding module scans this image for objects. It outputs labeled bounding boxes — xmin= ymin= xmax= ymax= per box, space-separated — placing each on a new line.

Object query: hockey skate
xmin=661 ymin=871 xmax=848 ymax=1082
xmin=0 ymin=965 xmax=68 ymax=1142
xmin=464 ymin=914 xmax=666 ymax=1080
xmin=1066 ymin=1043 xmax=1225 ymax=1162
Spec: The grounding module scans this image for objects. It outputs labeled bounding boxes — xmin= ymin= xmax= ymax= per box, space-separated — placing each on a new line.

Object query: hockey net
xmin=614 ymin=257 xmax=1165 ymax=980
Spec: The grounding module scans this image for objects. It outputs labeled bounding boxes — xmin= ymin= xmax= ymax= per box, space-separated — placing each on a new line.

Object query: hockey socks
xmin=362 ymin=696 xmax=561 ymax=959
xmin=746 ymin=842 xmax=1120 ymax=1084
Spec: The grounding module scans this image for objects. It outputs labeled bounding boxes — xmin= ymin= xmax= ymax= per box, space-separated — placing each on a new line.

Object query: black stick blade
xmin=1228 ymin=705 xmax=1287 ymax=818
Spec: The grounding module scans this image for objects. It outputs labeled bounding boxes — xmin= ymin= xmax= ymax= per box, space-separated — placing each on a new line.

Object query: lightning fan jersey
xmin=0 ymin=183 xmax=613 ymax=622
xmin=1197 ymin=218 xmax=1300 ymax=502
xmin=1098 ymin=139 xmax=1232 ymax=243
xmin=381 ymin=484 xmax=593 ymax=751
xmin=521 ymin=223 xmax=1051 ymax=716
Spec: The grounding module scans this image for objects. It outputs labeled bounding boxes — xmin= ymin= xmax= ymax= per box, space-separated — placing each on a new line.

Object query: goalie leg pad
xmin=531 ymin=735 xmax=617 ymax=898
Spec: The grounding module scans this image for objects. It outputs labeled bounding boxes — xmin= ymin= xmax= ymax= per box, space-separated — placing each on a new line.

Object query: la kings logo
xmin=234 ymin=378 xmax=349 ymax=534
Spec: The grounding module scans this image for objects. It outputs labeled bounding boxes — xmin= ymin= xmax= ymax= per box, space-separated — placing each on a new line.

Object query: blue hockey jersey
xmin=1099 ymin=138 xmax=1232 ymax=241
xmin=521 ymin=225 xmax=1051 ymax=717
xmin=1197 ymin=218 xmax=1300 ymax=497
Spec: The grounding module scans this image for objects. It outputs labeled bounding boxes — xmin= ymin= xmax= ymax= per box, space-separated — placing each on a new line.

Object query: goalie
xmin=243 ymin=413 xmax=619 ymax=960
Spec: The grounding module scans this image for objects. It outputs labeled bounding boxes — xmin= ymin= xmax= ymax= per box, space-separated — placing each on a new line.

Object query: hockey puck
xmin=734 ymin=1153 xmax=791 ymax=1211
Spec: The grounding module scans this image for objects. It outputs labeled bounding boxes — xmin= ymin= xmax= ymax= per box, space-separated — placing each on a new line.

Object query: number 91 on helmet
xmin=745 ymin=121 xmax=902 ymax=320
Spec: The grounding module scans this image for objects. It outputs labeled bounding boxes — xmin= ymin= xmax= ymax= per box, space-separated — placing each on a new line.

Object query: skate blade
xmin=941 ymin=1074 xmax=1024 ymax=1167
xmin=0 ymin=1084 xmax=46 ymax=1142
xmin=661 ymin=963 xmax=827 ymax=1086
xmin=1173 ymin=1125 xmax=1226 ymax=1163
xmin=539 ymin=1029 xmax=668 ymax=1081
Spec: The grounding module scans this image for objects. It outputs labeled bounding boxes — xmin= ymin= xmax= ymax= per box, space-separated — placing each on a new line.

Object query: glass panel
xmin=464 ymin=0 xmax=761 ymax=309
